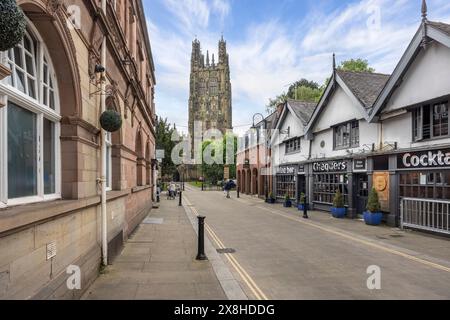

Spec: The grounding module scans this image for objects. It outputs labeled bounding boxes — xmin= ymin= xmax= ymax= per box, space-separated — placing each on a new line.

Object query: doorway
xmin=355 ymin=173 xmax=369 ymax=216
xmin=297 ymin=175 xmax=306 ymax=203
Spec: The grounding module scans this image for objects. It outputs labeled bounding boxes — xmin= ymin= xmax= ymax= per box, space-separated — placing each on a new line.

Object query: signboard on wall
xmin=398 ymin=149 xmax=450 ymax=169
xmin=276 ymin=166 xmax=297 ymax=175
xmin=312 ymin=160 xmax=347 ymax=173
xmin=353 ymin=159 xmax=367 ymax=172
xmin=373 ymin=172 xmax=390 ymax=212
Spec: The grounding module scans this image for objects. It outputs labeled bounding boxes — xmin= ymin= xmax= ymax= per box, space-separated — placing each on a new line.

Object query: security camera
xmin=95 ymin=65 xmax=106 ymax=73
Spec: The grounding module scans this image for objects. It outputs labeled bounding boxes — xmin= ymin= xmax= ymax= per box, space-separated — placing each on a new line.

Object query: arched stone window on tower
xmin=0 ymin=23 xmax=61 ymax=207
xmin=197 ymin=80 xmax=206 ymax=95
xmin=209 ymin=78 xmax=218 ymax=95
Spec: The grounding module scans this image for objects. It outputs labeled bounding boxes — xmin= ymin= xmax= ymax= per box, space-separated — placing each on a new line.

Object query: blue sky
xmin=144 ymin=0 xmax=450 ymax=135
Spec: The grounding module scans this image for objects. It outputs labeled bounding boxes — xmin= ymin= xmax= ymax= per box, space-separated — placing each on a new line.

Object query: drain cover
xmin=142 ymin=218 xmax=164 ymax=225
xmin=217 ymin=248 xmax=236 ymax=254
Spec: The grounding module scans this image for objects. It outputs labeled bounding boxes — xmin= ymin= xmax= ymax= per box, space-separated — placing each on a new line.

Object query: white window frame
xmin=0 ymin=19 xmax=61 ymax=208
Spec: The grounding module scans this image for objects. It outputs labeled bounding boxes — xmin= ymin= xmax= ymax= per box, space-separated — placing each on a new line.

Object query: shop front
xmin=275 ymin=165 xmax=297 ymax=200
xmin=395 ymin=148 xmax=450 ymax=233
xmin=311 ymin=159 xmax=352 ymax=213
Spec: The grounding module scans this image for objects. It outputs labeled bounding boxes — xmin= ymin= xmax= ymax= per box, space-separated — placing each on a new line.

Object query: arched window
xmin=209 ymin=78 xmax=218 ymax=95
xmin=197 ymin=81 xmax=206 ymax=95
xmin=0 ymin=21 xmax=60 ymax=207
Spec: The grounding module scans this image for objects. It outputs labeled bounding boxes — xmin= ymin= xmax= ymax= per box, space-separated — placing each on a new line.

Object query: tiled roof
xmin=287 ymin=99 xmax=316 ymax=125
xmin=336 ymin=70 xmax=390 ymax=110
xmin=428 ymin=21 xmax=450 ymax=36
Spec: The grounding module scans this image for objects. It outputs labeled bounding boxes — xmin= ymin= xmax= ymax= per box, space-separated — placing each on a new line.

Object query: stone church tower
xmin=188 ymin=37 xmax=232 ymax=141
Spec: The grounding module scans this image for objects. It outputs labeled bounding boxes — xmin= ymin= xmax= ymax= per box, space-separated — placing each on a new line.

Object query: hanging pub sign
xmin=398 ymin=149 xmax=450 ymax=169
xmin=312 ymin=160 xmax=347 ymax=173
xmin=353 ymin=159 xmax=367 ymax=172
xmin=276 ymin=165 xmax=297 ymax=175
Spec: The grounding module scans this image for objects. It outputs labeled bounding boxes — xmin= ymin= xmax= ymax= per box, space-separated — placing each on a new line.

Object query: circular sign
xmin=374 ymin=175 xmax=387 ymax=192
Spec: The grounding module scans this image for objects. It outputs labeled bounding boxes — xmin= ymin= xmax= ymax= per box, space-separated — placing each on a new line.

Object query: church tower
xmin=188 ymin=37 xmax=233 ymax=142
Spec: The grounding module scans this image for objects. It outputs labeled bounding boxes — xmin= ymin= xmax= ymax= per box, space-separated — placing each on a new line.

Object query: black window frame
xmin=285 ymin=137 xmax=301 ymax=154
xmin=333 ymin=120 xmax=359 ymax=150
xmin=412 ymin=100 xmax=449 ymax=142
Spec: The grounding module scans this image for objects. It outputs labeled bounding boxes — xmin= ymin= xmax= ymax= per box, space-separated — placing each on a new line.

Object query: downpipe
xmin=101 ymin=0 xmax=107 ymax=266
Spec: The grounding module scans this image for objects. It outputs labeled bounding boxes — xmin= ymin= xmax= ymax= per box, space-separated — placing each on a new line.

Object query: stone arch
xmin=252 ymin=168 xmax=258 ymax=195
xmin=18 ymin=1 xmax=82 ymax=199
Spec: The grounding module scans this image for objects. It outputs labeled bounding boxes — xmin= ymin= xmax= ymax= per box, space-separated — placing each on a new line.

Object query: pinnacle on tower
xmin=206 ymin=50 xmax=210 ymax=66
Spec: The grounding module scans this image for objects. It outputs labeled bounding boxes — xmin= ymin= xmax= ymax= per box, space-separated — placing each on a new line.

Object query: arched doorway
xmin=241 ymin=170 xmax=246 ymax=193
xmin=252 ymin=168 xmax=258 ymax=195
xmin=246 ymin=169 xmax=251 ymax=195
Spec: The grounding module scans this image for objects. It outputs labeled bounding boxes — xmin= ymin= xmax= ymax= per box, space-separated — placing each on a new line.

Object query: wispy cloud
xmin=146 ymin=0 xmax=450 ymax=135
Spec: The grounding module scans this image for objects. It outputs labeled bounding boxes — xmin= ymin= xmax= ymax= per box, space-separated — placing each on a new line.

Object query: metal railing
xmin=401 ymin=197 xmax=450 ymax=235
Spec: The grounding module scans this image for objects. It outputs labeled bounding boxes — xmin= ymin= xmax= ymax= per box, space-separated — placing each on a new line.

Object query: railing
xmin=401 ymin=197 xmax=450 ymax=235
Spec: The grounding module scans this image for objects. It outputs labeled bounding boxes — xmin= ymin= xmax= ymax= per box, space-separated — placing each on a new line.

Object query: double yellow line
xmin=183 ymin=196 xmax=269 ymax=300
xmin=254 ymin=205 xmax=450 ymax=274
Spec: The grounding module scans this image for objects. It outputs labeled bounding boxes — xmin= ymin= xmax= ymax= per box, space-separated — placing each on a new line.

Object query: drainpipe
xmin=101 ymin=0 xmax=108 ymax=266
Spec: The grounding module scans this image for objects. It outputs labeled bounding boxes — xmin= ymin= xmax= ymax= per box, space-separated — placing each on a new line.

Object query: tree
xmin=201 ymin=133 xmax=237 ymax=184
xmin=266 ymin=93 xmax=288 ymax=114
xmin=155 ymin=117 xmax=177 ymax=180
xmin=338 ymin=58 xmax=375 ymax=73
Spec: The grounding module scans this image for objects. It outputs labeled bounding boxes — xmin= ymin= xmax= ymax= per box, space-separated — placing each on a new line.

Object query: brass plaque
xmin=373 ymin=172 xmax=390 ymax=212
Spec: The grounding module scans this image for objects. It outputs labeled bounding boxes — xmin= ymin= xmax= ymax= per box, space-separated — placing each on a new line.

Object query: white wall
xmin=385 ymin=41 xmax=450 ymax=112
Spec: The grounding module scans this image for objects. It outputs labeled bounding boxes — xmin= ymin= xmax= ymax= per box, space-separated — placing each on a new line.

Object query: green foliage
xmin=156 ymin=117 xmax=177 ymax=179
xmin=268 ymin=192 xmax=275 ymax=200
xmin=0 ymin=0 xmax=26 ymax=51
xmin=338 ymin=58 xmax=375 ymax=73
xmin=284 ymin=194 xmax=291 ymax=202
xmin=100 ymin=110 xmax=122 ymax=132
xmin=266 ymin=93 xmax=288 ymax=114
xmin=291 ymin=86 xmax=323 ymax=103
xmin=299 ymin=192 xmax=306 ymax=203
xmin=332 ymin=190 xmax=345 ymax=208
xmin=367 ymin=188 xmax=381 ymax=213
xmin=201 ymin=133 xmax=237 ymax=185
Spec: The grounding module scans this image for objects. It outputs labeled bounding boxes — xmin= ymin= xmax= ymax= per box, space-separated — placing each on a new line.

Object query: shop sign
xmin=312 ymin=160 xmax=347 ymax=173
xmin=353 ymin=159 xmax=367 ymax=171
xmin=398 ymin=149 xmax=450 ymax=169
xmin=276 ymin=166 xmax=297 ymax=175
xmin=298 ymin=164 xmax=305 ymax=174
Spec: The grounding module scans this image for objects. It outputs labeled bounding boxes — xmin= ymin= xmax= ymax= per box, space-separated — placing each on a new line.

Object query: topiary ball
xmin=100 ymin=110 xmax=122 ymax=132
xmin=0 ymin=0 xmax=27 ymax=52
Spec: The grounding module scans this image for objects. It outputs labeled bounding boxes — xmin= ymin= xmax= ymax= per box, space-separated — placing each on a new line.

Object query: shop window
xmin=333 ymin=121 xmax=359 ymax=150
xmin=0 ymin=24 xmax=61 ymax=207
xmin=285 ymin=137 xmax=301 ymax=154
xmin=313 ymin=174 xmax=349 ymax=205
xmin=413 ymin=102 xmax=449 ymax=141
xmin=276 ymin=175 xmax=295 ymax=199
xmin=399 ymin=171 xmax=450 ymax=200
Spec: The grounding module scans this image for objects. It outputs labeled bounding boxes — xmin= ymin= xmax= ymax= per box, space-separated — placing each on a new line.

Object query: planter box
xmin=363 ymin=211 xmax=383 ymax=226
xmin=283 ymin=200 xmax=292 ymax=208
xmin=267 ymin=198 xmax=276 ymax=204
xmin=331 ymin=207 xmax=346 ymax=218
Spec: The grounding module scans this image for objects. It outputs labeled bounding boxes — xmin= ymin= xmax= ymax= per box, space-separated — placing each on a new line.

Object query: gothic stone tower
xmin=188 ymin=37 xmax=232 ymax=142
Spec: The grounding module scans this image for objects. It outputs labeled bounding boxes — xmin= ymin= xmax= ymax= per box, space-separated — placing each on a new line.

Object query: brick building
xmin=0 ymin=0 xmax=156 ymax=298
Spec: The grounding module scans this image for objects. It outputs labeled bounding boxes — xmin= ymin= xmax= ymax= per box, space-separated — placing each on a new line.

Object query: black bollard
xmin=179 ymin=191 xmax=182 ymax=206
xmin=196 ymin=216 xmax=208 ymax=260
xmin=303 ymin=195 xmax=309 ymax=219
xmin=237 ymin=185 xmax=240 ymax=198
xmin=201 ymin=182 xmax=204 ymax=191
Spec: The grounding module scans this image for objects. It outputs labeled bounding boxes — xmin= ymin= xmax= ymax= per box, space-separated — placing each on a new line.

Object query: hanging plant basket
xmin=100 ymin=110 xmax=122 ymax=132
xmin=0 ymin=0 xmax=27 ymax=52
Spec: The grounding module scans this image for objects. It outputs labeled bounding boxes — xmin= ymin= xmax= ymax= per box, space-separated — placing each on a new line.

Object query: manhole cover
xmin=142 ymin=218 xmax=164 ymax=225
xmin=217 ymin=248 xmax=236 ymax=254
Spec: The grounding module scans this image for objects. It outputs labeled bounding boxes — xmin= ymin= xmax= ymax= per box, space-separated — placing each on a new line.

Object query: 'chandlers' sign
xmin=313 ymin=160 xmax=347 ymax=173
xmin=398 ymin=149 xmax=450 ymax=169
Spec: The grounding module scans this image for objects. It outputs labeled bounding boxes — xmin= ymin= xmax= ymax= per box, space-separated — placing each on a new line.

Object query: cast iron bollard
xmin=179 ymin=191 xmax=182 ymax=206
xmin=196 ymin=216 xmax=208 ymax=260
xmin=201 ymin=182 xmax=204 ymax=191
xmin=303 ymin=196 xmax=309 ymax=219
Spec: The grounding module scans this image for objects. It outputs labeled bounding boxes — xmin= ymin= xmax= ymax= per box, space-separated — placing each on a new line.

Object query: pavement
xmin=184 ymin=185 xmax=450 ymax=300
xmin=82 ymin=193 xmax=232 ymax=300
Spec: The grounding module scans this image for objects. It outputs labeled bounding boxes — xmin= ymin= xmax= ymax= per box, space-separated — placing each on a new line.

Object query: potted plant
xmin=331 ymin=190 xmax=346 ymax=218
xmin=297 ymin=193 xmax=308 ymax=211
xmin=0 ymin=0 xmax=26 ymax=52
xmin=267 ymin=192 xmax=276 ymax=204
xmin=283 ymin=194 xmax=292 ymax=208
xmin=364 ymin=188 xmax=383 ymax=226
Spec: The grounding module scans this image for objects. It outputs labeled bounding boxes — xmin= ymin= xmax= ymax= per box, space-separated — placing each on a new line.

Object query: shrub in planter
xmin=0 ymin=0 xmax=27 ymax=52
xmin=331 ymin=190 xmax=346 ymax=218
xmin=267 ymin=192 xmax=276 ymax=204
xmin=283 ymin=194 xmax=292 ymax=208
xmin=100 ymin=109 xmax=122 ymax=132
xmin=298 ymin=193 xmax=308 ymax=211
xmin=364 ymin=188 xmax=383 ymax=226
